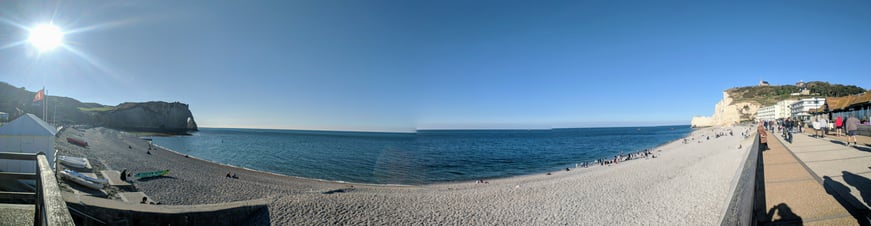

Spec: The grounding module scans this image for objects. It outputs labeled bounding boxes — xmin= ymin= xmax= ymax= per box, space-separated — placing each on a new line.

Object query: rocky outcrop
xmin=690 ymin=116 xmax=713 ymax=128
xmin=691 ymin=91 xmax=760 ymax=128
xmin=99 ymin=102 xmax=198 ymax=133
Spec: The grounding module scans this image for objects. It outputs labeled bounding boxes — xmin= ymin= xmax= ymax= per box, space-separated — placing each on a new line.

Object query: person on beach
xmin=226 ymin=172 xmax=232 ymax=178
xmin=121 ymin=169 xmax=128 ymax=181
xmin=846 ymin=114 xmax=860 ymax=146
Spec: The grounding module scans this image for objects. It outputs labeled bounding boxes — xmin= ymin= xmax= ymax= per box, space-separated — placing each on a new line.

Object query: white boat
xmin=58 ymin=156 xmax=90 ymax=169
xmin=60 ymin=170 xmax=103 ymax=190
xmin=63 ymin=169 xmax=107 ymax=184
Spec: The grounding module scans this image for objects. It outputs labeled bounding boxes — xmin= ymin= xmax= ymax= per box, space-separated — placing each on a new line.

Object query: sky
xmin=1 ymin=1 xmax=870 ymax=132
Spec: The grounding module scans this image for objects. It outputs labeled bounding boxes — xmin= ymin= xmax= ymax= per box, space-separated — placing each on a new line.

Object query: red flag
xmin=33 ymin=89 xmax=44 ymax=102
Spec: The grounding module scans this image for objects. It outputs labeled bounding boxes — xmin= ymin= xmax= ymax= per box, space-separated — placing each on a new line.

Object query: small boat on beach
xmin=67 ymin=137 xmax=89 ymax=147
xmin=64 ymin=169 xmax=108 ymax=184
xmin=60 ymin=169 xmax=104 ymax=190
xmin=58 ymin=155 xmax=91 ymax=169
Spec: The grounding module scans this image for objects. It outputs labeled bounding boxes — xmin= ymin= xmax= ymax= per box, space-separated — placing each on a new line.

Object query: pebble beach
xmin=55 ymin=126 xmax=754 ymax=225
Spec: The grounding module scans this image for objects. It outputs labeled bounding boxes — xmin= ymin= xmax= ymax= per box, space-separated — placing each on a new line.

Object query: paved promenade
xmin=762 ymin=128 xmax=871 ymax=225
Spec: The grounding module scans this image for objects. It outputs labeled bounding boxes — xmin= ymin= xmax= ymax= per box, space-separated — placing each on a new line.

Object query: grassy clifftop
xmin=727 ymin=81 xmax=865 ymax=106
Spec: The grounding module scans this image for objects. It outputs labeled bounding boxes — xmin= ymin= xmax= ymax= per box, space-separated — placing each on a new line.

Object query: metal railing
xmin=0 ymin=152 xmax=74 ymax=225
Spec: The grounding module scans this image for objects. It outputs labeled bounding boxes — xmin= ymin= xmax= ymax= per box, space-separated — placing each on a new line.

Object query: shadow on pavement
xmin=843 ymin=171 xmax=871 ymax=212
xmin=830 ymin=140 xmax=848 ymax=146
xmin=764 ymin=203 xmax=803 ymax=225
xmin=824 ymin=175 xmax=871 ymax=226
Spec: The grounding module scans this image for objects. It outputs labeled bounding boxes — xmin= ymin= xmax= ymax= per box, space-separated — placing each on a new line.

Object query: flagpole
xmin=43 ymin=87 xmax=47 ymax=123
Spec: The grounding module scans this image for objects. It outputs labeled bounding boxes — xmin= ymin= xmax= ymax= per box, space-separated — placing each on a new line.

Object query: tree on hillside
xmin=727 ymin=81 xmax=865 ymax=106
xmin=805 ymin=81 xmax=866 ymax=97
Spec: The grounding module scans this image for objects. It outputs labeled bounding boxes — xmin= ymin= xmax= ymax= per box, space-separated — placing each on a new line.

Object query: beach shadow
xmin=136 ymin=175 xmax=176 ymax=182
xmin=322 ymin=187 xmax=355 ymax=195
xmin=823 ymin=176 xmax=871 ymax=226
xmin=241 ymin=206 xmax=272 ymax=226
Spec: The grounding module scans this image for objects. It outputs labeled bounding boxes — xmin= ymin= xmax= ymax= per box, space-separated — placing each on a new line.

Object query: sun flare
xmin=28 ymin=24 xmax=64 ymax=52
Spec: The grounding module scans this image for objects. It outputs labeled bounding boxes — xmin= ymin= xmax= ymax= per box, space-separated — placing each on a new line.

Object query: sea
xmin=148 ymin=125 xmax=692 ymax=185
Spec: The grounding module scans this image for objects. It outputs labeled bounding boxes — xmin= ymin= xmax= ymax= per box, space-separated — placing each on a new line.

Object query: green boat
xmin=135 ymin=170 xmax=170 ymax=179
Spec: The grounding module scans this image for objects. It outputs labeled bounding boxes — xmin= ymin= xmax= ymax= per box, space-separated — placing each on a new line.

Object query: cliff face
xmin=99 ymin=102 xmax=198 ymax=133
xmin=691 ymin=91 xmax=760 ymax=128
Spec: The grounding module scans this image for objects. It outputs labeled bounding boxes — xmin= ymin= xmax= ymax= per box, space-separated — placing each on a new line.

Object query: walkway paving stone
xmin=760 ymin=129 xmax=861 ymax=225
xmin=761 ymin=128 xmax=871 ymax=225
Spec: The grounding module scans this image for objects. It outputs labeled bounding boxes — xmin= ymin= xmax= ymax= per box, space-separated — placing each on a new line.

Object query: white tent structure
xmin=0 ymin=114 xmax=57 ymax=174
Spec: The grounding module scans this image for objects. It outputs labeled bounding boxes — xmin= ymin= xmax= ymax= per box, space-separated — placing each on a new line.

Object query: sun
xmin=29 ymin=24 xmax=64 ymax=52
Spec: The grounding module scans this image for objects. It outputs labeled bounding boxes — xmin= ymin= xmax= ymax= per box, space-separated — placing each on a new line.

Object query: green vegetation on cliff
xmin=78 ymin=106 xmax=116 ymax=112
xmin=727 ymin=81 xmax=866 ymax=106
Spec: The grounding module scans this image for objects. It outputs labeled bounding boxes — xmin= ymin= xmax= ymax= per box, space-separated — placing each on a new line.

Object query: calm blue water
xmin=148 ymin=126 xmax=691 ymax=185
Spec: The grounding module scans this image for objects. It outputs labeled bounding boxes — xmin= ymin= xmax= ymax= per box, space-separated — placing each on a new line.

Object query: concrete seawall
xmin=63 ymin=192 xmax=268 ymax=225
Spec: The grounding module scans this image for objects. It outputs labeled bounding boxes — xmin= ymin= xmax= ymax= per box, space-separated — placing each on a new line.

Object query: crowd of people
xmin=761 ymin=113 xmax=863 ymax=146
xmin=575 ymin=149 xmax=657 ymax=168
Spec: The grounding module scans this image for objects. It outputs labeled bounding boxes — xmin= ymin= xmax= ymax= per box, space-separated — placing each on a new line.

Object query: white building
xmin=0 ymin=114 xmax=57 ymax=175
xmin=757 ymin=99 xmax=798 ymax=121
xmin=757 ymin=105 xmax=776 ymax=121
xmin=791 ymin=97 xmax=825 ymax=121
xmin=776 ymin=100 xmax=797 ymax=119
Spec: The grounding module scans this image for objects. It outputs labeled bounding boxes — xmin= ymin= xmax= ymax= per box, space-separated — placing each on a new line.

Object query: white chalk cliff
xmin=691 ymin=91 xmax=760 ymax=128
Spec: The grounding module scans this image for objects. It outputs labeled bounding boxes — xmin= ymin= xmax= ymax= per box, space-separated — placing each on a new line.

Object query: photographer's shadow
xmin=765 ymin=203 xmax=802 ymax=225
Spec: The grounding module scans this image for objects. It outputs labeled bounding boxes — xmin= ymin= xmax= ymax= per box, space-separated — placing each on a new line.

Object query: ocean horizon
xmin=148 ymin=125 xmax=692 ymax=185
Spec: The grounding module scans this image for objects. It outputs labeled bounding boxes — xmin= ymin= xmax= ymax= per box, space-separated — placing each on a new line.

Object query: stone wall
xmin=65 ymin=196 xmax=268 ymax=226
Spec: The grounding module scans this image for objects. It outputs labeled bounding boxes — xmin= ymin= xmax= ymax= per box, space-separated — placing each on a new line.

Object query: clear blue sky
xmin=1 ymin=1 xmax=870 ymax=131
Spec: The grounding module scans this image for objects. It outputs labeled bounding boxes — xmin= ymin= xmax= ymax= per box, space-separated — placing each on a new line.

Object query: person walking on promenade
xmin=798 ymin=120 xmax=804 ymax=133
xmin=845 ymin=114 xmax=860 ymax=146
xmin=835 ymin=115 xmax=843 ymax=137
xmin=795 ymin=120 xmax=801 ymax=134
xmin=819 ymin=117 xmax=828 ymax=138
